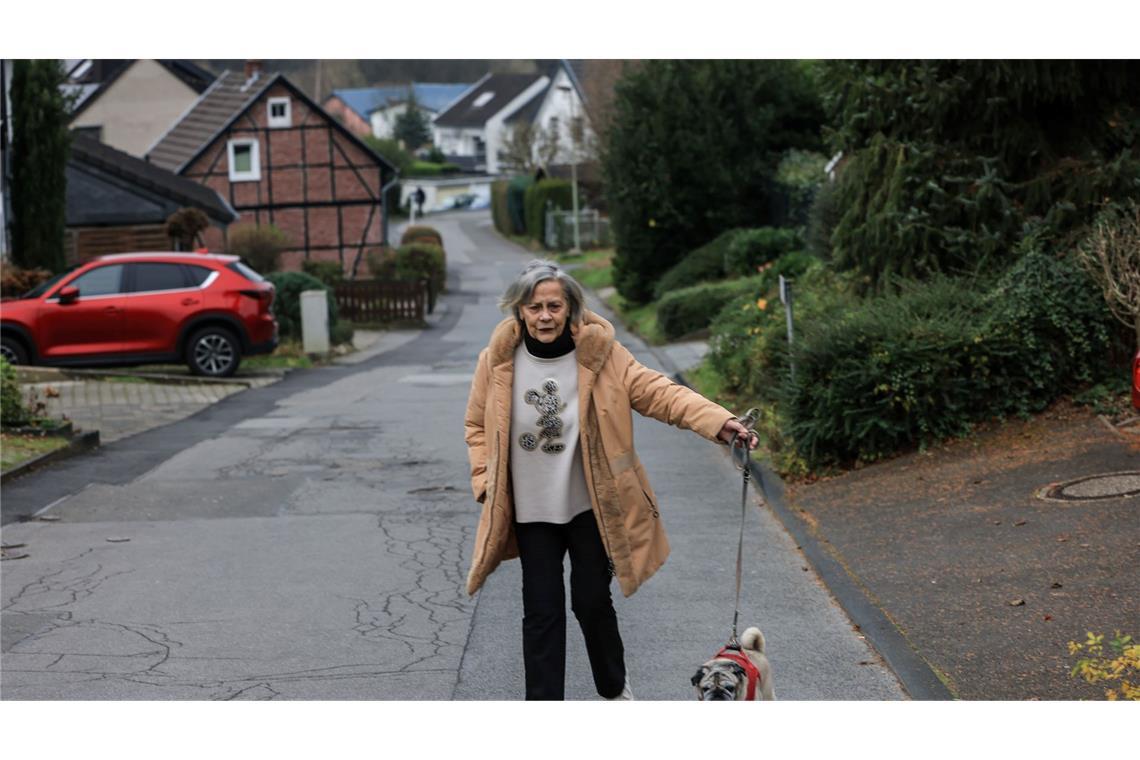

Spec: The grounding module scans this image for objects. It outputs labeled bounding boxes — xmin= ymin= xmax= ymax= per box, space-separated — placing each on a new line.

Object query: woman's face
xmin=520 ymin=279 xmax=568 ymax=343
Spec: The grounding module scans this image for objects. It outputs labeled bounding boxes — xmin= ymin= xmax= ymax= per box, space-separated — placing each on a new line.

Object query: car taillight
xmin=1132 ymin=350 xmax=1140 ymax=411
xmin=240 ymin=289 xmax=274 ymax=310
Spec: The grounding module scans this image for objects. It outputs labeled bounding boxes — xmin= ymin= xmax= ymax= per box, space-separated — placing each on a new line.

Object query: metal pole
xmin=779 ymin=275 xmax=796 ymax=385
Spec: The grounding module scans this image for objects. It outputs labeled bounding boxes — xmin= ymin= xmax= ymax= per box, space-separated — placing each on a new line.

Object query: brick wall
xmin=184 ymin=81 xmax=387 ymax=277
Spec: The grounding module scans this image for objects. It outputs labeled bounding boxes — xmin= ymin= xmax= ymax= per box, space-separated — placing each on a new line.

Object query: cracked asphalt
xmin=1 ymin=210 xmax=905 ymax=700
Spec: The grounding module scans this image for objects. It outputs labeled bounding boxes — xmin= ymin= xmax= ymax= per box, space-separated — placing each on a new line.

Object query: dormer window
xmin=473 ymin=92 xmax=495 ymax=108
xmin=268 ymin=97 xmax=292 ymax=128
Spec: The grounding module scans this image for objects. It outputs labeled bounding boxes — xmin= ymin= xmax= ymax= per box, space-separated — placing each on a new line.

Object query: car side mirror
xmin=58 ymin=286 xmax=79 ymax=304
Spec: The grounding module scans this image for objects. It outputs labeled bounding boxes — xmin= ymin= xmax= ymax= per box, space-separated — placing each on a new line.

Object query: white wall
xmin=484 ymin=76 xmax=550 ymax=175
xmin=70 ymin=60 xmax=200 ymax=157
xmin=529 ymin=66 xmax=594 ymax=165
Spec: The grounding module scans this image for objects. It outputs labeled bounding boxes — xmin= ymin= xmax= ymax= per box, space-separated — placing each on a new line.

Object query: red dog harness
xmin=714 ymin=645 xmax=763 ymax=700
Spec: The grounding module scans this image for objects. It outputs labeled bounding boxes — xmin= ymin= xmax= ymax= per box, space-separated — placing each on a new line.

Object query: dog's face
xmin=691 ymin=659 xmax=749 ymax=701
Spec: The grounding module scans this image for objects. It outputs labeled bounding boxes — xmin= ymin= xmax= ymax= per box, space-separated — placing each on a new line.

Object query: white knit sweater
xmin=510 ymin=343 xmax=592 ymax=524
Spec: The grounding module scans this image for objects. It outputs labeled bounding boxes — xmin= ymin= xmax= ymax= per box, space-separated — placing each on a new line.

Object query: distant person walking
xmin=414 ymin=186 xmax=426 ymax=217
xmin=463 ymin=259 xmax=758 ymax=700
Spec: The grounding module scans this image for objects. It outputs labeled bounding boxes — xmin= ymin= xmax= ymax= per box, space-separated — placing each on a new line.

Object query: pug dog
xmin=691 ymin=626 xmax=776 ymax=700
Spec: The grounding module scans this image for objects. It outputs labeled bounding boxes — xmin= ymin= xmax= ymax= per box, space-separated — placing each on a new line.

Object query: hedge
xmin=491 ymin=180 xmax=511 ymax=235
xmin=524 ymin=179 xmax=574 ymax=243
xmin=395 ymin=242 xmax=446 ymax=294
xmin=777 ymin=248 xmax=1115 ymax=468
xmin=264 ymin=272 xmax=338 ymax=341
xmin=507 ymin=176 xmax=533 ymax=235
xmin=657 ymin=275 xmax=767 ymax=341
xmin=653 ymin=229 xmax=741 ymax=300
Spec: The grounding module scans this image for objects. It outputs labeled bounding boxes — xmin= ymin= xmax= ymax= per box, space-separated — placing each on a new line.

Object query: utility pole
xmin=558 ymin=83 xmax=581 ymax=254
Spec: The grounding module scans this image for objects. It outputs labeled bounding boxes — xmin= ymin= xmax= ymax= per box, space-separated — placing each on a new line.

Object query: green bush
xmin=1 ymin=357 xmax=30 ymax=427
xmin=264 ymin=272 xmax=338 ymax=341
xmin=400 ymin=225 xmax=443 ymax=247
xmin=775 ymin=245 xmax=1115 ymax=468
xmin=228 ymin=224 xmax=291 ymax=274
xmin=330 ymin=320 xmax=355 ymax=347
xmin=653 ymin=230 xmax=740 ymax=300
xmin=724 ymin=227 xmax=803 ymax=277
xmin=706 ymin=260 xmax=848 ymax=399
xmin=773 ymin=149 xmax=828 ymax=227
xmin=301 ymin=260 xmax=345 ymax=287
xmin=507 ymin=176 xmax=533 ymax=235
xmin=405 ymin=161 xmax=462 ymax=177
xmin=396 ymin=243 xmax=446 ymax=294
xmin=491 ymin=180 xmax=511 ymax=235
xmin=365 ymin=246 xmax=399 ymax=279
xmin=524 ymin=179 xmax=574 ymax=243
xmin=982 ymin=243 xmax=1118 ymax=412
xmin=657 ymin=276 xmax=767 ymax=341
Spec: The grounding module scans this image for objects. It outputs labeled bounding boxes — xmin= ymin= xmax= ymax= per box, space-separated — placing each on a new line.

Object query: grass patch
xmin=1 ymin=432 xmax=69 ymax=471
xmin=243 ymin=340 xmax=314 ymax=371
xmin=560 ymin=249 xmax=614 ymax=290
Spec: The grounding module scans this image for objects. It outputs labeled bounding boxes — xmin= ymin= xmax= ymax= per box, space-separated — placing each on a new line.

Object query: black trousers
xmin=514 ymin=510 xmax=626 ymax=700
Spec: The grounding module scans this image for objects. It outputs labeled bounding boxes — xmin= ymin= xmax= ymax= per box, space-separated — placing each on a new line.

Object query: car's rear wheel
xmin=187 ymin=326 xmax=241 ymax=378
xmin=1 ymin=335 xmax=30 ymax=366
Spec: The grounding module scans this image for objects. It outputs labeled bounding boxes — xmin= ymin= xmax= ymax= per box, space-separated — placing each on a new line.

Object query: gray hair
xmin=498 ymin=259 xmax=586 ymax=324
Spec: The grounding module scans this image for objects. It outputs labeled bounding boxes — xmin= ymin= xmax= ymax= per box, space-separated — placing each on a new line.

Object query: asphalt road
xmin=1 ymin=210 xmax=905 ymax=700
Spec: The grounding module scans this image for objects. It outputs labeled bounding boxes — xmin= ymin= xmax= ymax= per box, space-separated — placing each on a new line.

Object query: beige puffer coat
xmin=463 ymin=310 xmax=735 ymax=597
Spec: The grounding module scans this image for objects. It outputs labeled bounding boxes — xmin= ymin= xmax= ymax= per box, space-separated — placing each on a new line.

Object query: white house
xmin=431 ymin=61 xmax=592 ymax=176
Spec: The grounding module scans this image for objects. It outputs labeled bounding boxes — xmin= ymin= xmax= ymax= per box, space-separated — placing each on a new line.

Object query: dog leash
xmin=727 ymin=407 xmax=761 ymax=650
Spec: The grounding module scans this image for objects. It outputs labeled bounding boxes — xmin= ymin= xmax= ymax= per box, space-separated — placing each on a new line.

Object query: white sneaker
xmin=606 ymin=676 xmax=634 ymax=700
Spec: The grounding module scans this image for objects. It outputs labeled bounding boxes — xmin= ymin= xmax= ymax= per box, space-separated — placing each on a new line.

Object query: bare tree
xmin=499 ymin=122 xmax=560 ymax=175
xmin=1077 ymin=201 xmax=1140 ymax=349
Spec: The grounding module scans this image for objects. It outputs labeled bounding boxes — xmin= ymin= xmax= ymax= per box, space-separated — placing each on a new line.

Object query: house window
xmin=227 ymin=139 xmax=261 ymax=182
xmin=267 ymin=97 xmax=291 ymax=128
xmin=473 ymin=92 xmax=495 ymax=108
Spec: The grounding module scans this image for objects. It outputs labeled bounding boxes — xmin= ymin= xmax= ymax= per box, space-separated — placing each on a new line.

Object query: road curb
xmin=577 ymin=279 xmax=948 ymax=698
xmin=655 ymin=354 xmax=955 ymax=699
xmin=15 ymin=366 xmax=278 ymax=388
xmin=1 ymin=430 xmax=101 ymax=484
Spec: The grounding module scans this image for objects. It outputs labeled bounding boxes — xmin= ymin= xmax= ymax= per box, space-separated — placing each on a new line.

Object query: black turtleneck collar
xmin=522 ymin=319 xmax=575 ymax=359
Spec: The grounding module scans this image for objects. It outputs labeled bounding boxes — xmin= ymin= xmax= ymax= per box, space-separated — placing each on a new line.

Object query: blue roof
xmin=330 ymin=83 xmax=472 ymax=120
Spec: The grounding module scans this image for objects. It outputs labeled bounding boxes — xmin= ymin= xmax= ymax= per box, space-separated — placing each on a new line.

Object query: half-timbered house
xmin=147 ymin=62 xmax=397 ymax=276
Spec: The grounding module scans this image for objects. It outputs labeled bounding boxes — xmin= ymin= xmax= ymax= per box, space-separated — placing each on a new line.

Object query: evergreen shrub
xmin=395 ymin=243 xmax=446 ymax=294
xmin=653 ymin=230 xmax=740 ymax=300
xmin=724 ymin=228 xmax=803 ymax=277
xmin=264 ymin=272 xmax=338 ymax=341
xmin=657 ymin=276 xmax=766 ymax=341
xmin=301 ymin=260 xmax=345 ymax=287
xmin=506 ymin=176 xmax=533 ymax=235
xmin=524 ymin=179 xmax=574 ymax=243
xmin=775 ymin=246 xmax=1115 ymax=467
xmin=491 ymin=180 xmax=511 ymax=234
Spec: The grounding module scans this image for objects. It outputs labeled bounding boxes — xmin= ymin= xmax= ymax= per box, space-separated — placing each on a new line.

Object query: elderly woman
xmin=464 ymin=259 xmax=757 ymax=701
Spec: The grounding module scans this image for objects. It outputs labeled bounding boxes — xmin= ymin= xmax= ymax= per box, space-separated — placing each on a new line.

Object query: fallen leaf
xmin=35 ymin=515 xmax=61 ymax=522
xmin=1080 ymin=543 xmax=1091 ymax=548
xmin=45 ymin=386 xmax=60 ymax=398
xmin=1051 ymin=582 xmax=1063 ymax=589
xmin=106 ymin=537 xmax=131 ymax=543
xmin=992 ymin=520 xmax=1002 ymax=526
xmin=1057 ymin=537 xmax=1069 ymax=543
xmin=1008 ymin=598 xmax=1026 ymax=607
xmin=1044 ymin=615 xmax=1053 ymax=621
xmin=1014 ymin=519 xmax=1028 ymax=527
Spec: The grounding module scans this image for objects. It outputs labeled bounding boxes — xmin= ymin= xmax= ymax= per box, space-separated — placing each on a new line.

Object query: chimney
xmin=244 ymin=60 xmax=263 ymax=80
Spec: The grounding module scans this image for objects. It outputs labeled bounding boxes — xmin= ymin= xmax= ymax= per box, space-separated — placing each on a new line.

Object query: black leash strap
xmin=727 ymin=408 xmax=760 ymax=649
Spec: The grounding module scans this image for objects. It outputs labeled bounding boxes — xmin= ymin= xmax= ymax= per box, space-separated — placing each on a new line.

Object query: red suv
xmin=1 ymin=253 xmax=277 ymax=378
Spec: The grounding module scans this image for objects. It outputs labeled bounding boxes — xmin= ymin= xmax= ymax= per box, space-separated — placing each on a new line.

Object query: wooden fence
xmin=334 ymin=279 xmax=430 ymax=323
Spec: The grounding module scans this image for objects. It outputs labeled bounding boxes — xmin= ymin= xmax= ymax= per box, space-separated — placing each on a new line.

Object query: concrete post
xmin=301 ymin=290 xmax=330 ymax=354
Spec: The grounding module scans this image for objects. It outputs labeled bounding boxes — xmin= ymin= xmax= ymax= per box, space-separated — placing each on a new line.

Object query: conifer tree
xmin=394 ymin=91 xmax=432 ymax=151
xmin=602 ymin=60 xmax=824 ymax=303
xmin=10 ymin=59 xmax=71 ymax=273
xmin=820 ymin=61 xmax=1140 ymax=290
